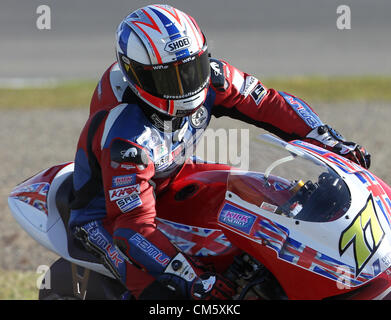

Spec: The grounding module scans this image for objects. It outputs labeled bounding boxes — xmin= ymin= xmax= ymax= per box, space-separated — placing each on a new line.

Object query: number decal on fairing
xmin=339 ymin=195 xmax=385 ymax=276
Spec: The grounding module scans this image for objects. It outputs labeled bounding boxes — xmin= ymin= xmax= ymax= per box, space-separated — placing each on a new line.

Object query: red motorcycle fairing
xmin=155 ymin=166 xmax=242 ymax=273
xmin=217 ymin=172 xmax=391 ymax=300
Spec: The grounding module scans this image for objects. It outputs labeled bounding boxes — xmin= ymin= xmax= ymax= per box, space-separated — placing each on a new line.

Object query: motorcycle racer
xmin=68 ymin=4 xmax=370 ymax=300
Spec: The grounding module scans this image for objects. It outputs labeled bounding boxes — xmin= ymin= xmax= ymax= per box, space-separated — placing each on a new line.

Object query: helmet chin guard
xmin=129 ymin=82 xmax=208 ymax=117
xmin=116 ymin=4 xmax=210 ymax=117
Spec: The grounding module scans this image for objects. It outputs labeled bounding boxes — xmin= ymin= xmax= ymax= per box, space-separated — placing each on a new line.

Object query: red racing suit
xmin=69 ymin=58 xmax=324 ymax=299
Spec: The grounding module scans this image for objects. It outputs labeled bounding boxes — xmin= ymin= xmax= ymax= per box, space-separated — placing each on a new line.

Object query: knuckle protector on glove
xmin=305 ymin=125 xmax=371 ymax=169
xmin=191 ymin=273 xmax=236 ymax=300
xmin=305 ymin=125 xmax=344 ymax=149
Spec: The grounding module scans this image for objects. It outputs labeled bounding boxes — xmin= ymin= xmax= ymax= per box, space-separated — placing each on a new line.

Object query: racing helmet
xmin=115 ymin=4 xmax=210 ymax=117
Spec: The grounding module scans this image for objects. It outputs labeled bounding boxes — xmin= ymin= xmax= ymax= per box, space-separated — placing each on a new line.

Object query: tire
xmin=38 ymin=258 xmax=129 ymax=300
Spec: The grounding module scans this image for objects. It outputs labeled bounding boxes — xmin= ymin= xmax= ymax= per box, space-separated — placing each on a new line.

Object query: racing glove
xmin=158 ymin=253 xmax=237 ymax=300
xmin=191 ymin=272 xmax=237 ymax=300
xmin=303 ymin=125 xmax=371 ymax=169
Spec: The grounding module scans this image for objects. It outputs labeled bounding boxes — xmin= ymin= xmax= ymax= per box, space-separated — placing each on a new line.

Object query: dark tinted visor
xmin=119 ymin=48 xmax=210 ymax=100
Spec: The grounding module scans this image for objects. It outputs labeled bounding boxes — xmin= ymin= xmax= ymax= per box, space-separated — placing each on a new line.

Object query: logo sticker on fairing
xmin=339 ymin=195 xmax=385 ymax=276
xmin=218 ymin=203 xmax=256 ymax=234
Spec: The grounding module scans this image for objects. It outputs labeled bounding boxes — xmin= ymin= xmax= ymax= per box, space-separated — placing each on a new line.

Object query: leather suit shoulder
xmin=209 ymin=58 xmax=228 ymax=91
xmin=90 ymin=62 xmax=130 ymax=115
xmin=100 ymin=103 xmax=149 ymax=150
xmin=108 ymin=63 xmax=129 ymax=102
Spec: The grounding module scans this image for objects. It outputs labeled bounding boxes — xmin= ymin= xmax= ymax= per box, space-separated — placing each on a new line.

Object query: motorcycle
xmin=8 ymin=134 xmax=391 ymax=300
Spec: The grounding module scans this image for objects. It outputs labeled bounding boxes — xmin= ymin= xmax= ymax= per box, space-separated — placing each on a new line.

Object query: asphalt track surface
xmin=0 ymin=0 xmax=390 ymax=79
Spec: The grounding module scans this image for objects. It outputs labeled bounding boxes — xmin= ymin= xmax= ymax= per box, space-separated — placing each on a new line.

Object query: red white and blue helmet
xmin=115 ymin=4 xmax=210 ymax=117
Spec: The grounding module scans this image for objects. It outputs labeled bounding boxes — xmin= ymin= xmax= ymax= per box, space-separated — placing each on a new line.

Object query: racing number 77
xmin=339 ymin=195 xmax=385 ymax=276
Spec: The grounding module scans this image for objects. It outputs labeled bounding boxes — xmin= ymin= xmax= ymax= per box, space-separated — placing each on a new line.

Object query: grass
xmin=0 ymin=80 xmax=97 ymax=109
xmin=0 ymin=75 xmax=391 ymax=109
xmin=0 ymin=270 xmax=39 ymax=300
xmin=263 ymin=75 xmax=391 ymax=103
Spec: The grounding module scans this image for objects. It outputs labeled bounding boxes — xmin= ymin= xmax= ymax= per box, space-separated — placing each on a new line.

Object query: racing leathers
xmin=68 ymin=58 xmax=367 ymax=299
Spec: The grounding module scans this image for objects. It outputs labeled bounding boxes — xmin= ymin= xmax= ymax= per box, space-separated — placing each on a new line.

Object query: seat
xmin=55 ymin=173 xmax=100 ymax=263
xmin=55 ymin=173 xmax=74 ymax=228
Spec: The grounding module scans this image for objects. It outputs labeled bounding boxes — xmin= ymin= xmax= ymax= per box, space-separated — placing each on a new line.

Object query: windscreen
xmin=227 ymin=135 xmax=351 ymax=222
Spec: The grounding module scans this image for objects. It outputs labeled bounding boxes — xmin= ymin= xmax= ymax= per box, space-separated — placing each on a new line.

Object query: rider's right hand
xmin=159 ymin=252 xmax=237 ymax=300
xmin=303 ymin=125 xmax=371 ymax=169
xmin=191 ymin=272 xmax=237 ymax=300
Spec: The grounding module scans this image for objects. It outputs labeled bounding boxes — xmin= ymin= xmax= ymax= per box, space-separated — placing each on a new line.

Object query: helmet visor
xmin=119 ymin=48 xmax=210 ymax=100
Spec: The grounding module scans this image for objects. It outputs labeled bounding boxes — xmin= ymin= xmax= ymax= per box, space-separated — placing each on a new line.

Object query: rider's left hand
xmin=333 ymin=141 xmax=371 ymax=169
xmin=302 ymin=125 xmax=371 ymax=169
